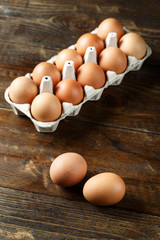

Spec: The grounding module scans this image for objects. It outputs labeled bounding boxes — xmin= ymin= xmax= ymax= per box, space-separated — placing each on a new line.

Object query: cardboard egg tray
xmin=4 ymin=27 xmax=152 ymax=132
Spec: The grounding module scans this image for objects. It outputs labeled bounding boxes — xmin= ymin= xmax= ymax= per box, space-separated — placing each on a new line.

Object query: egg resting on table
xmin=50 ymin=152 xmax=87 ymax=187
xmin=83 ymin=172 xmax=126 ymax=206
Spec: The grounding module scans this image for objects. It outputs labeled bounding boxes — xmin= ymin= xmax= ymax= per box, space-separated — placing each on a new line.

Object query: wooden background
xmin=0 ymin=0 xmax=160 ymax=239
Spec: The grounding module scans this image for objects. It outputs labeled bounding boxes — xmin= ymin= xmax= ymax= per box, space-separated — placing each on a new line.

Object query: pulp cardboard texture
xmin=4 ymin=27 xmax=152 ymax=132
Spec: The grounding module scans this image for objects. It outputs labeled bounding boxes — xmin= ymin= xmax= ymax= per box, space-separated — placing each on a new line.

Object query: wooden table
xmin=0 ymin=0 xmax=160 ymax=239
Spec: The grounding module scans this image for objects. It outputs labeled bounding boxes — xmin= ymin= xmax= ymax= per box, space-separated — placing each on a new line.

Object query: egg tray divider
xmin=4 ymin=27 xmax=152 ymax=132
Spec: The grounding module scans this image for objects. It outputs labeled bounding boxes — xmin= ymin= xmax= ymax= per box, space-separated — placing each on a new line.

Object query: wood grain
xmin=0 ymin=187 xmax=160 ymax=240
xmin=0 ymin=109 xmax=160 ymax=216
xmin=0 ymin=0 xmax=160 ymax=239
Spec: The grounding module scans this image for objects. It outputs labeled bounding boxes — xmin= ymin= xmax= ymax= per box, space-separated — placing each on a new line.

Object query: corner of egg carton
xmin=128 ymin=44 xmax=152 ymax=71
xmin=123 ymin=27 xmax=152 ymax=71
xmin=4 ymin=26 xmax=152 ymax=133
xmin=4 ymin=87 xmax=31 ymax=117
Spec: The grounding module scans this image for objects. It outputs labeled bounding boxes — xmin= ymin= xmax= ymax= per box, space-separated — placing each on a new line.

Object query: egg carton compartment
xmin=4 ymin=27 xmax=152 ymax=132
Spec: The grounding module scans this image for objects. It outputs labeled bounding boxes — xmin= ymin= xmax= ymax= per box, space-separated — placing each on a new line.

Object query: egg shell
xmin=76 ymin=33 xmax=104 ymax=57
xmin=83 ymin=172 xmax=126 ymax=206
xmin=30 ymin=92 xmax=62 ymax=122
xmin=55 ymin=79 xmax=84 ymax=105
xmin=50 ymin=152 xmax=87 ymax=187
xmin=32 ymin=62 xmax=61 ymax=87
xmin=97 ymin=18 xmax=124 ymax=41
xmin=99 ymin=47 xmax=127 ymax=74
xmin=9 ymin=76 xmax=38 ymax=104
xmin=55 ymin=49 xmax=83 ymax=72
xmin=119 ymin=32 xmax=147 ymax=60
xmin=77 ymin=62 xmax=106 ymax=89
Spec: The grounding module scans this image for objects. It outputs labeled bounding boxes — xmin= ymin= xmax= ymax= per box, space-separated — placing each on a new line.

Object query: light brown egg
xmin=97 ymin=18 xmax=124 ymax=42
xmin=76 ymin=33 xmax=104 ymax=57
xmin=77 ymin=62 xmax=106 ymax=89
xmin=32 ymin=62 xmax=61 ymax=88
xmin=9 ymin=76 xmax=38 ymax=104
xmin=30 ymin=92 xmax=61 ymax=122
xmin=55 ymin=79 xmax=83 ymax=105
xmin=50 ymin=152 xmax=87 ymax=187
xmin=83 ymin=172 xmax=126 ymax=206
xmin=99 ymin=47 xmax=127 ymax=74
xmin=55 ymin=49 xmax=83 ymax=72
xmin=119 ymin=32 xmax=147 ymax=60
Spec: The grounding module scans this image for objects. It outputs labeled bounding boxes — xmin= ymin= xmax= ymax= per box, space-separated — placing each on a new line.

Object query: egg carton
xmin=4 ymin=27 xmax=152 ymax=132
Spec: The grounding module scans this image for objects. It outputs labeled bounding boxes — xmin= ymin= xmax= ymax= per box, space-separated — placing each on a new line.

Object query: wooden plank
xmin=0 ymin=186 xmax=160 ymax=240
xmin=0 ymin=0 xmax=160 ymax=239
xmin=0 ymin=42 xmax=57 ymax=70
xmin=75 ymin=68 xmax=160 ymax=134
xmin=0 ymin=0 xmax=159 ymax=62
xmin=0 ymin=109 xmax=160 ymax=216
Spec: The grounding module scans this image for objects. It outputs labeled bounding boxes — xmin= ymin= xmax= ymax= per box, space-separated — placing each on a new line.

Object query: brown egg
xmin=55 ymin=79 xmax=83 ymax=105
xmin=119 ymin=32 xmax=147 ymax=60
xmin=30 ymin=92 xmax=61 ymax=122
xmin=32 ymin=62 xmax=61 ymax=88
xmin=50 ymin=152 xmax=87 ymax=187
xmin=99 ymin=47 xmax=127 ymax=74
xmin=77 ymin=62 xmax=106 ymax=89
xmin=97 ymin=18 xmax=124 ymax=42
xmin=9 ymin=76 xmax=38 ymax=104
xmin=55 ymin=49 xmax=83 ymax=72
xmin=76 ymin=33 xmax=104 ymax=57
xmin=83 ymin=172 xmax=126 ymax=206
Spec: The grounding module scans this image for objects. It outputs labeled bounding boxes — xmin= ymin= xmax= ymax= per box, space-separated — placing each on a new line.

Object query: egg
xmin=30 ymin=92 xmax=61 ymax=122
xmin=77 ymin=62 xmax=106 ymax=89
xmin=99 ymin=47 xmax=127 ymax=74
xmin=97 ymin=18 xmax=124 ymax=42
xmin=119 ymin=32 xmax=147 ymax=60
xmin=50 ymin=152 xmax=87 ymax=187
xmin=83 ymin=172 xmax=126 ymax=206
xmin=76 ymin=33 xmax=104 ymax=57
xmin=9 ymin=76 xmax=38 ymax=104
xmin=55 ymin=49 xmax=83 ymax=72
xmin=32 ymin=62 xmax=61 ymax=87
xmin=55 ymin=79 xmax=84 ymax=105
